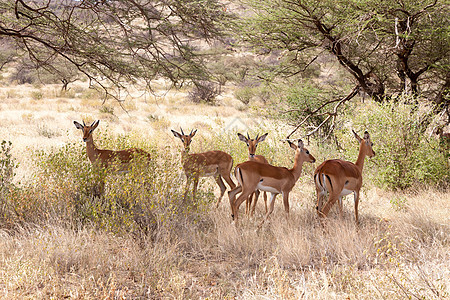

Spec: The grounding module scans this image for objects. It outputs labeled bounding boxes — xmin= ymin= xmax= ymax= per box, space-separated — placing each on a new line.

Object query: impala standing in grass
xmin=74 ymin=120 xmax=152 ymax=196
xmin=314 ymin=130 xmax=375 ymax=224
xmin=171 ymin=128 xmax=235 ymax=204
xmin=229 ymin=139 xmax=315 ymax=228
xmin=237 ymin=132 xmax=269 ymax=216
xmin=74 ymin=120 xmax=151 ymax=170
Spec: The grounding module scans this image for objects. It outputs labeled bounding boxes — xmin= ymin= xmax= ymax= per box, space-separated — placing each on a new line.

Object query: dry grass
xmin=0 ymin=81 xmax=448 ymax=299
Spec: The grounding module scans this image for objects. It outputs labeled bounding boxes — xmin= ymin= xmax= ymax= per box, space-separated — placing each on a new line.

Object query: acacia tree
xmin=234 ymin=0 xmax=449 ymax=135
xmin=0 ymin=0 xmax=231 ymax=97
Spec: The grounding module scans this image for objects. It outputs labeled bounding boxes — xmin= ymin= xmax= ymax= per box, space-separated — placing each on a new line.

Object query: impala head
xmin=74 ymin=120 xmax=99 ymax=142
xmin=171 ymin=127 xmax=197 ymax=152
xmin=352 ymin=130 xmax=375 ymax=158
xmin=237 ymin=132 xmax=268 ymax=158
xmin=287 ymin=139 xmax=316 ymax=163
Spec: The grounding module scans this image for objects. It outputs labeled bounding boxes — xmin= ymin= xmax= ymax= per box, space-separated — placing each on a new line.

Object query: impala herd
xmin=74 ymin=120 xmax=375 ymax=226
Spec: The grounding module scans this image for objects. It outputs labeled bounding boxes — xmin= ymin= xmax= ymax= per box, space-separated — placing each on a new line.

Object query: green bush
xmin=0 ymin=140 xmax=17 ymax=190
xmin=234 ymin=86 xmax=256 ymax=105
xmin=337 ymin=96 xmax=448 ymax=190
xmin=0 ymin=131 xmax=222 ymax=235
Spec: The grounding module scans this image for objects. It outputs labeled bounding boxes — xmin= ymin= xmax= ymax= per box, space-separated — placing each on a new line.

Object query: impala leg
xmin=354 ymin=190 xmax=360 ymax=225
xmin=184 ymin=175 xmax=192 ymax=201
xmin=214 ymin=175 xmax=227 ymax=207
xmin=246 ymin=192 xmax=254 ymax=215
xmin=220 ymin=169 xmax=236 ymax=189
xmin=263 ymin=192 xmax=268 ymax=214
xmin=282 ymin=191 xmax=290 ymax=220
xmin=338 ymin=196 xmax=344 ymax=219
xmin=228 ymin=185 xmax=242 ymax=217
xmin=250 ymin=190 xmax=261 ymax=216
xmin=192 ymin=176 xmax=199 ymax=201
xmin=233 ymin=189 xmax=253 ymax=223
xmin=319 ymin=192 xmax=339 ymax=219
xmin=315 ymin=187 xmax=326 ymax=213
xmin=258 ymin=193 xmax=277 ymax=228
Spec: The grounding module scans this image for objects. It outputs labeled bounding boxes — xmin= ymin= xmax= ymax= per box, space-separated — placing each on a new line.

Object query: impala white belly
xmin=339 ymin=188 xmax=353 ymax=197
xmin=201 ymin=165 xmax=219 ymax=177
xmin=256 ymin=182 xmax=280 ymax=194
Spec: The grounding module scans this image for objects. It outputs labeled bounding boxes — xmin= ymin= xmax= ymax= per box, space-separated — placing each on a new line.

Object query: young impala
xmin=74 ymin=120 xmax=151 ymax=170
xmin=314 ymin=130 xmax=375 ymax=224
xmin=171 ymin=128 xmax=236 ymax=204
xmin=229 ymin=139 xmax=315 ymax=227
xmin=237 ymin=132 xmax=269 ymax=216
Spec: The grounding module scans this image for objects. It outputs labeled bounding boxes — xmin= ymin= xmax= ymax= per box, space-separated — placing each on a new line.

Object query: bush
xmin=0 ymin=140 xmax=17 ymax=190
xmin=234 ymin=85 xmax=256 ymax=105
xmin=188 ymin=81 xmax=220 ymax=104
xmin=337 ymin=96 xmax=448 ymax=190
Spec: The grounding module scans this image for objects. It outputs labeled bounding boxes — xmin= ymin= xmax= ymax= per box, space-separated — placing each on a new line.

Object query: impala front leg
xmin=183 ymin=174 xmax=192 ymax=201
xmin=258 ymin=192 xmax=277 ymax=229
xmin=354 ymin=191 xmax=360 ymax=225
xmin=192 ymin=176 xmax=199 ymax=201
xmin=214 ymin=175 xmax=227 ymax=207
xmin=282 ymin=191 xmax=290 ymax=221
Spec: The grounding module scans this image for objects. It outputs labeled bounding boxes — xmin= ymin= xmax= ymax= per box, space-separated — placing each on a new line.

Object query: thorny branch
xmin=286 ymin=86 xmax=359 ymax=140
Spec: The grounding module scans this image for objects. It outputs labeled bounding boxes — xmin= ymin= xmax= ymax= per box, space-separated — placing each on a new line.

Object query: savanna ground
xmin=0 ymin=80 xmax=449 ymax=299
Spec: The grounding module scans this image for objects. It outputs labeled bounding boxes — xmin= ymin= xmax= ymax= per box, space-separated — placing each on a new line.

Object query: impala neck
xmin=180 ymin=147 xmax=190 ymax=162
xmin=85 ymin=136 xmax=99 ymax=163
xmin=290 ymin=150 xmax=304 ymax=181
xmin=355 ymin=142 xmax=366 ymax=171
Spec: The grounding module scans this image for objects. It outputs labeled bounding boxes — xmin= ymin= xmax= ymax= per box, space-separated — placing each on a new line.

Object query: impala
xmin=228 ymin=139 xmax=315 ymax=227
xmin=171 ymin=128 xmax=236 ymax=204
xmin=74 ymin=120 xmax=151 ymax=170
xmin=314 ymin=130 xmax=375 ymax=224
xmin=237 ymin=132 xmax=269 ymax=216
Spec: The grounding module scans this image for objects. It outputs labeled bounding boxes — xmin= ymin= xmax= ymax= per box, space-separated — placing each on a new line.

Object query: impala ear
xmin=171 ymin=129 xmax=182 ymax=139
xmin=237 ymin=133 xmax=248 ymax=143
xmin=363 ymin=131 xmax=370 ymax=140
xmin=352 ymin=129 xmax=362 ymax=142
xmin=256 ymin=133 xmax=268 ymax=144
xmin=190 ymin=129 xmax=197 ymax=137
xmin=297 ymin=139 xmax=304 ymax=151
xmin=288 ymin=140 xmax=297 ymax=150
xmin=91 ymin=120 xmax=100 ymax=131
xmin=74 ymin=121 xmax=84 ymax=130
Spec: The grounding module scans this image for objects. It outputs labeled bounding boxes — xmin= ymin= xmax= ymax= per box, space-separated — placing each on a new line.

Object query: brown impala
xmin=229 ymin=139 xmax=315 ymax=227
xmin=314 ymin=130 xmax=375 ymax=224
xmin=171 ymin=128 xmax=235 ymax=204
xmin=74 ymin=120 xmax=151 ymax=170
xmin=237 ymin=132 xmax=269 ymax=216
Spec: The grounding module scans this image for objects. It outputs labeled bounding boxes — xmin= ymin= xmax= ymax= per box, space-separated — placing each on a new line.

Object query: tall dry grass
xmin=0 ymin=82 xmax=448 ymax=299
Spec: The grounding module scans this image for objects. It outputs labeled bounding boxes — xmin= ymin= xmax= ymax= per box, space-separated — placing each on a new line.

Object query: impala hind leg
xmin=318 ymin=192 xmax=339 ymax=220
xmin=315 ymin=185 xmax=326 ymax=213
xmin=219 ymin=167 xmax=236 ymax=190
xmin=232 ymin=189 xmax=254 ymax=222
xmin=250 ymin=190 xmax=261 ymax=216
xmin=246 ymin=192 xmax=255 ymax=215
xmin=258 ymin=193 xmax=277 ymax=228
xmin=337 ymin=196 xmax=344 ymax=219
xmin=214 ymin=175 xmax=227 ymax=207
xmin=228 ymin=185 xmax=242 ymax=216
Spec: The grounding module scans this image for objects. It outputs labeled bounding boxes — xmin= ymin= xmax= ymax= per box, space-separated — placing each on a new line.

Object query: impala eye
xmin=306 ymin=150 xmax=309 ymax=154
